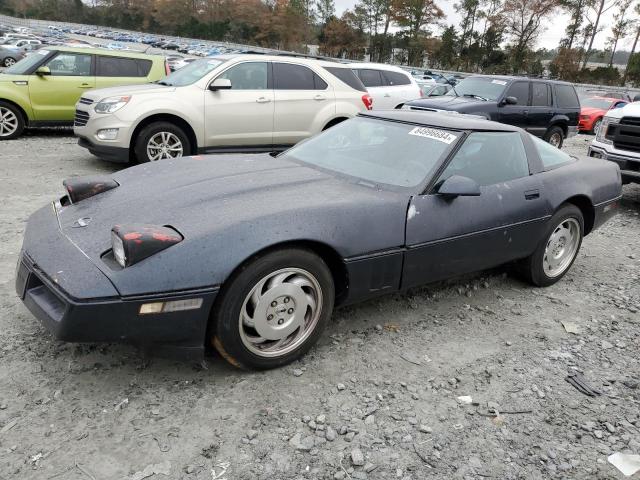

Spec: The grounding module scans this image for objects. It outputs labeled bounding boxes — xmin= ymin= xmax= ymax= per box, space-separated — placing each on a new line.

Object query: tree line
xmin=3 ymin=0 xmax=640 ymax=86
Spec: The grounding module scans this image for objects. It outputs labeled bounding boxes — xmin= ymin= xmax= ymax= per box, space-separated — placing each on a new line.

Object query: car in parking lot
xmin=0 ymin=46 xmax=28 ymax=67
xmin=74 ymin=54 xmax=372 ymax=163
xmin=404 ymin=75 xmax=580 ymax=148
xmin=17 ymin=111 xmax=621 ymax=368
xmin=0 ymin=47 xmax=169 ymax=140
xmin=349 ymin=63 xmax=421 ymax=109
xmin=578 ymin=96 xmax=627 ymax=134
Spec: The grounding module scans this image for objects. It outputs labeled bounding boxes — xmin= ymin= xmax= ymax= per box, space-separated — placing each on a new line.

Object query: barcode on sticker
xmin=408 ymin=127 xmax=457 ymax=144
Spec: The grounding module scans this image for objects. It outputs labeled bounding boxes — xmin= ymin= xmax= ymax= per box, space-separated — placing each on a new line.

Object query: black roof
xmin=360 ymin=110 xmax=522 ymax=132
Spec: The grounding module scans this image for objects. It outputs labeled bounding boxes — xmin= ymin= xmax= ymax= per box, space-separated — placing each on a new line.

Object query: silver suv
xmin=74 ymin=54 xmax=372 ymax=163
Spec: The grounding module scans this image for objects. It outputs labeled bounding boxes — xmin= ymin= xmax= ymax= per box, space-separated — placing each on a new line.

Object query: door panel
xmin=28 ymin=52 xmax=94 ymax=121
xmin=204 ymin=61 xmax=273 ymax=147
xmin=528 ymin=82 xmax=553 ymax=137
xmin=497 ymin=80 xmax=529 ymax=129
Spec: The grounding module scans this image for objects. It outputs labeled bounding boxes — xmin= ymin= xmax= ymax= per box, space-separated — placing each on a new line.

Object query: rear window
xmin=555 ymin=84 xmax=579 ymax=108
xmin=532 ymin=83 xmax=551 ymax=107
xmin=382 ymin=70 xmax=411 ymax=86
xmin=324 ymin=67 xmax=366 ymax=92
xmin=273 ymin=63 xmax=327 ymax=90
xmin=530 ymin=134 xmax=574 ymax=169
xmin=96 ymin=56 xmax=151 ymax=77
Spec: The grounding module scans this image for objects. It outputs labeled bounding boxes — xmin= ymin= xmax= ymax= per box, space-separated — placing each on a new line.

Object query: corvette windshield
xmin=445 ymin=76 xmax=507 ymax=100
xmin=282 ymin=117 xmax=460 ymax=188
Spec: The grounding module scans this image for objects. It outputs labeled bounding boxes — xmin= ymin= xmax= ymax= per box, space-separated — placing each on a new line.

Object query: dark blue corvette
xmin=16 ymin=111 xmax=622 ymax=369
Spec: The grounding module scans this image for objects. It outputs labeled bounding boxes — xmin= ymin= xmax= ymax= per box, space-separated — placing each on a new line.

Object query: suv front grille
xmin=78 ymin=97 xmax=94 ymax=105
xmin=74 ymin=109 xmax=89 ymax=127
xmin=608 ymin=116 xmax=640 ymax=153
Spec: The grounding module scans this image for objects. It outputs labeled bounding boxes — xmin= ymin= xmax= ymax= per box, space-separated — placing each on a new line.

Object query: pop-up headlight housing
xmin=62 ymin=176 xmax=119 ymax=204
xmin=111 ymin=224 xmax=183 ymax=268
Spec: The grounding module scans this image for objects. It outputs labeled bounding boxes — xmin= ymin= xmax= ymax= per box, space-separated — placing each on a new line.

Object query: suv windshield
xmin=159 ymin=58 xmax=225 ymax=86
xmin=445 ymin=76 xmax=508 ymax=101
xmin=3 ymin=49 xmax=49 ymax=74
xmin=281 ymin=117 xmax=460 ymax=189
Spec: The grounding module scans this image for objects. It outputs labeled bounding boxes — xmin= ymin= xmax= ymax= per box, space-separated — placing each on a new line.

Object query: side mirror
xmin=501 ymin=96 xmax=517 ymax=106
xmin=633 ymin=94 xmax=640 ymax=102
xmin=209 ymin=78 xmax=231 ymax=91
xmin=437 ymin=175 xmax=481 ymax=198
xmin=35 ymin=66 xmax=50 ymax=76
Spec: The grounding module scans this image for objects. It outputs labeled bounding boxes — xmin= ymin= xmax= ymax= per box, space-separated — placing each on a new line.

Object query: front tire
xmin=133 ymin=121 xmax=190 ymax=163
xmin=544 ymin=126 xmax=564 ymax=148
xmin=3 ymin=57 xmax=16 ymax=67
xmin=592 ymin=118 xmax=602 ymax=135
xmin=211 ymin=248 xmax=335 ymax=370
xmin=0 ymin=101 xmax=25 ymax=140
xmin=520 ymin=204 xmax=584 ymax=287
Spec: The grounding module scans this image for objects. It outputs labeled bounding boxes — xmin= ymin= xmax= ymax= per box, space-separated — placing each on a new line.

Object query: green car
xmin=0 ymin=46 xmax=169 ymax=139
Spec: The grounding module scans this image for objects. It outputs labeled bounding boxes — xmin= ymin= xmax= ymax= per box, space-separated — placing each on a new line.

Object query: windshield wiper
xmin=462 ymin=94 xmax=488 ymax=101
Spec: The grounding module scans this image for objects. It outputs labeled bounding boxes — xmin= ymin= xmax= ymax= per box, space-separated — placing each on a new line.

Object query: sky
xmin=333 ymin=0 xmax=636 ymax=51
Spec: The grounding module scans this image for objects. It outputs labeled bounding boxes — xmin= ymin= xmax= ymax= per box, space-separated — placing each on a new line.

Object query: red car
xmin=579 ymin=96 xmax=628 ymax=133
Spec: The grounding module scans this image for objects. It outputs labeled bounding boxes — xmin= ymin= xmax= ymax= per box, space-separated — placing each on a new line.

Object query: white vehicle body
xmin=348 ymin=63 xmax=422 ymax=109
xmin=589 ymin=101 xmax=640 ymax=184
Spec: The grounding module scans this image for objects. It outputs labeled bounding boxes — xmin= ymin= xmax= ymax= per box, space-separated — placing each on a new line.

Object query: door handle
xmin=256 ymin=97 xmax=271 ymax=103
xmin=523 ymin=109 xmax=529 ymax=115
xmin=524 ymin=189 xmax=540 ymax=200
xmin=313 ymin=94 xmax=326 ymax=101
xmin=79 ymin=84 xmax=92 ymax=88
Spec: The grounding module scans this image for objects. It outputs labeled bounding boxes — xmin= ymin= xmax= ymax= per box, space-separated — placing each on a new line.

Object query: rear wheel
xmin=520 ymin=204 xmax=584 ymax=287
xmin=211 ymin=248 xmax=334 ymax=370
xmin=0 ymin=101 xmax=25 ymax=140
xmin=133 ymin=121 xmax=190 ymax=163
xmin=3 ymin=57 xmax=16 ymax=67
xmin=543 ymin=126 xmax=564 ymax=148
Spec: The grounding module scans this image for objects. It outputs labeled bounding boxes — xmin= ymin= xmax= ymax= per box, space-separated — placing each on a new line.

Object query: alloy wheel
xmin=549 ymin=132 xmax=562 ymax=148
xmin=238 ymin=268 xmax=323 ymax=358
xmin=146 ymin=131 xmax=183 ymax=161
xmin=543 ymin=218 xmax=580 ymax=278
xmin=4 ymin=58 xmax=15 ymax=67
xmin=0 ymin=107 xmax=19 ymax=137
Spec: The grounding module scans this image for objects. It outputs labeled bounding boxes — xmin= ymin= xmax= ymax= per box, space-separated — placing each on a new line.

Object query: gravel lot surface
xmin=1 ymin=131 xmax=639 ymax=480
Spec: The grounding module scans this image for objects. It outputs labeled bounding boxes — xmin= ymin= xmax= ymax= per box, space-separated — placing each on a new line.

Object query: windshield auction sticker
xmin=408 ymin=127 xmax=458 ymax=144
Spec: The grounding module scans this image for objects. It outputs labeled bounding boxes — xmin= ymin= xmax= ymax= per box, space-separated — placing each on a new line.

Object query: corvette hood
xmin=405 ymin=95 xmax=486 ymax=110
xmin=54 ymin=154 xmax=408 ymax=295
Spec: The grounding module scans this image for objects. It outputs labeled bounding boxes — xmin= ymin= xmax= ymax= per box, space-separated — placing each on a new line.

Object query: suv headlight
xmin=95 ymin=95 xmax=131 ymax=114
xmin=596 ymin=117 xmax=618 ymax=144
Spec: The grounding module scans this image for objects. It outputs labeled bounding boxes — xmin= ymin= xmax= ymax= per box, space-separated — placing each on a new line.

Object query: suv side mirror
xmin=437 ymin=175 xmax=481 ymax=198
xmin=35 ymin=66 xmax=50 ymax=76
xmin=209 ymin=78 xmax=231 ymax=91
xmin=501 ymin=96 xmax=517 ymax=106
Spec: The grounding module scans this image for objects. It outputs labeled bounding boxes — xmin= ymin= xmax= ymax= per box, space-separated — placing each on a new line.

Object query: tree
xmin=391 ymin=0 xmax=444 ymax=65
xmin=315 ymin=0 xmax=335 ymax=25
xmin=503 ymin=0 xmax=560 ymax=73
xmin=560 ymin=0 xmax=589 ymax=49
xmin=607 ymin=0 xmax=633 ymax=67
xmin=582 ymin=0 xmax=620 ymax=69
xmin=622 ymin=3 xmax=640 ymax=84
xmin=433 ymin=25 xmax=457 ymax=68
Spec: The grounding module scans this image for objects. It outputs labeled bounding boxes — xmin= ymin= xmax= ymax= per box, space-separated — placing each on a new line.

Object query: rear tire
xmin=3 ymin=57 xmax=16 ymax=67
xmin=133 ymin=121 xmax=190 ymax=163
xmin=0 ymin=101 xmax=25 ymax=140
xmin=543 ymin=126 xmax=564 ymax=149
xmin=210 ymin=248 xmax=334 ymax=370
xmin=520 ymin=204 xmax=584 ymax=287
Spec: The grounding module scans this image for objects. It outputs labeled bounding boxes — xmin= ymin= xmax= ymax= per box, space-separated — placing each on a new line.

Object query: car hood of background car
xmin=52 ymin=154 xmax=409 ymax=296
xmin=80 ymin=83 xmax=176 ymax=100
xmin=580 ymin=107 xmax=605 ymax=117
xmin=405 ymin=95 xmax=486 ymax=110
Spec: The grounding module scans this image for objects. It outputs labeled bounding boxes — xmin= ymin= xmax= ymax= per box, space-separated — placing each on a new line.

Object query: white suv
xmin=74 ymin=54 xmax=372 ymax=163
xmin=348 ymin=63 xmax=422 ymax=109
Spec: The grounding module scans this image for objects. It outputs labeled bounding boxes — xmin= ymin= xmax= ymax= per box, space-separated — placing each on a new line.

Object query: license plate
xmin=15 ymin=259 xmax=29 ymax=299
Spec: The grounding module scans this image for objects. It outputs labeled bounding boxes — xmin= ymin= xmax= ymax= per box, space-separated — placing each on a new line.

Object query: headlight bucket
xmin=95 ymin=95 xmax=131 ymax=114
xmin=111 ymin=224 xmax=183 ymax=268
xmin=596 ymin=117 xmax=617 ymax=144
xmin=62 ymin=175 xmax=119 ymax=204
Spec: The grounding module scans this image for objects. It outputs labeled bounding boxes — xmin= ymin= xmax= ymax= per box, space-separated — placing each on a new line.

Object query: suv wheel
xmin=544 ymin=126 xmax=564 ymax=148
xmin=134 ymin=121 xmax=190 ymax=163
xmin=0 ymin=101 xmax=25 ymax=140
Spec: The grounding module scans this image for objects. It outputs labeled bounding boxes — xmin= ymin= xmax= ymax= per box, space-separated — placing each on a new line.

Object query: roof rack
xmin=240 ymin=50 xmax=342 ymax=63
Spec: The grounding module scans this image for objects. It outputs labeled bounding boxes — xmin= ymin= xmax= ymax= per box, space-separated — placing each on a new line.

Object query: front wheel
xmin=520 ymin=204 xmax=584 ymax=287
xmin=0 ymin=101 xmax=25 ymax=140
xmin=592 ymin=118 xmax=602 ymax=135
xmin=211 ymin=248 xmax=335 ymax=370
xmin=543 ymin=126 xmax=564 ymax=149
xmin=3 ymin=57 xmax=16 ymax=67
xmin=133 ymin=121 xmax=190 ymax=163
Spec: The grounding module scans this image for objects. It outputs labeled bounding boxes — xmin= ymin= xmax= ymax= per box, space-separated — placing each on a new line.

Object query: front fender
xmin=0 ymin=83 xmax=34 ymax=120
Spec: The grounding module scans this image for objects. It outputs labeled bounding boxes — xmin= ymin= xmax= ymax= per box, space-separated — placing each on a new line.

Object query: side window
xmin=437 ymin=132 xmax=530 ymax=187
xmin=355 ymin=69 xmax=385 ymax=87
xmin=530 ymin=134 xmax=574 ymax=169
xmin=45 ymin=53 xmax=92 ymax=76
xmin=555 ymin=85 xmax=580 ymax=108
xmin=96 ymin=56 xmax=140 ymax=77
xmin=273 ymin=63 xmax=325 ymax=90
xmin=382 ymin=70 xmax=411 ymax=86
xmin=504 ymin=81 xmax=529 ymax=105
xmin=217 ymin=62 xmax=267 ymax=90
xmin=532 ymin=83 xmax=551 ymax=107
xmin=136 ymin=59 xmax=152 ymax=76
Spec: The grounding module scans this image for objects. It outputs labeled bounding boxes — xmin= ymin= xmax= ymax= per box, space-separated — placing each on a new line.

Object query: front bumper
xmin=16 ymin=206 xmax=218 ymax=360
xmin=578 ymin=119 xmax=593 ymax=131
xmin=74 ymin=107 xmax=133 ymax=163
xmin=77 ymin=136 xmax=130 ymax=163
xmin=588 ymin=144 xmax=640 ymax=184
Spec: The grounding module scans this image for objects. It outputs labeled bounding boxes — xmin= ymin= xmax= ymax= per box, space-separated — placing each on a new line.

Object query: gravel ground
xmin=0 ymin=131 xmax=639 ymax=480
